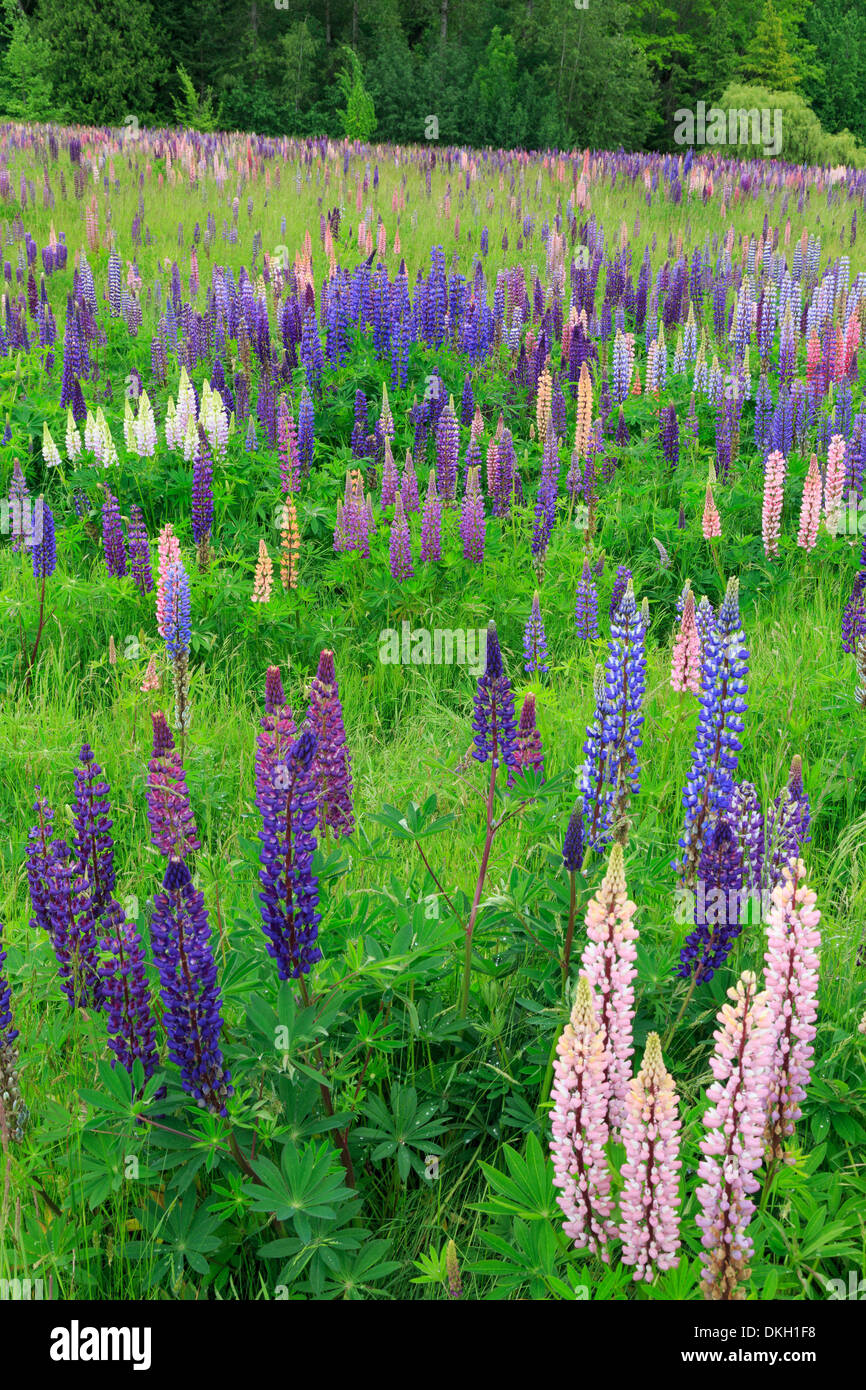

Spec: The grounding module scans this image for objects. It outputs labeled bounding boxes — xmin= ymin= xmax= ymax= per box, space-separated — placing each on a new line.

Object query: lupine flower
xmin=141 ymin=656 xmax=159 ymax=693
xmin=251 ymin=539 xmax=273 ymax=603
xmin=305 ymin=649 xmax=355 ymax=838
xmin=71 ymin=743 xmax=115 ymax=918
xmin=702 ymin=481 xmax=721 ymax=539
xmin=381 ymin=438 xmax=399 ymax=507
xmin=102 ymin=489 xmax=127 ymax=577
xmin=256 ymin=725 xmax=322 ymax=980
xmin=523 ymin=590 xmax=549 ymax=677
xmin=678 ymin=578 xmax=749 ymax=888
xmin=856 ymin=632 xmax=866 ymax=707
xmin=279 ymin=499 xmax=300 ymax=590
xmin=44 ymin=839 xmax=105 ymax=1011
xmin=579 ymin=842 xmax=639 ymax=1135
xmin=842 ymin=571 xmax=866 ymax=655
xmin=824 ymin=433 xmax=846 ymax=535
xmin=671 ymin=587 xmax=701 ymax=695
xmin=146 ymin=711 xmax=200 ymax=859
xmin=8 ymin=458 xmax=29 ymax=553
xmin=696 ymin=971 xmax=772 ymax=1301
xmin=156 ymin=524 xmax=181 ymax=638
xmin=98 ymin=896 xmax=160 ymax=1090
xmin=731 ymin=781 xmax=765 ymax=894
xmin=796 ymin=453 xmax=821 ymax=551
xmin=192 ymin=426 xmax=214 ymax=568
xmin=445 ymin=1239 xmax=462 ymax=1299
xmin=150 ymin=858 xmax=232 ymax=1114
xmin=550 ymin=974 xmax=616 ymax=1257
xmin=678 ymin=818 xmax=744 ymax=984
xmin=574 ymin=558 xmax=599 ymax=640
xmin=389 ymin=492 xmax=414 ymax=581
xmin=0 ymin=920 xmax=27 ymax=1143
xmin=31 ymin=497 xmax=56 ymax=576
xmin=620 ymin=1033 xmax=681 ymax=1282
xmin=563 ymin=805 xmax=584 ymax=873
xmin=420 ymin=470 xmax=442 ymax=562
xmin=602 ymin=582 xmax=646 ymax=838
xmin=761 ymin=449 xmax=786 ymax=558
xmin=509 ymin=692 xmax=544 ymax=786
xmin=763 ymin=860 xmax=820 ymax=1163
xmin=764 ymin=755 xmax=811 ymax=890
xmin=609 ymin=564 xmax=630 ymax=620
xmin=128 ymin=504 xmax=154 ymax=594
xmin=472 ymin=622 xmax=518 ymax=771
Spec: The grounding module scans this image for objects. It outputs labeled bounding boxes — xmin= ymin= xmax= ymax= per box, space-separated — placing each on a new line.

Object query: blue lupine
xmin=472 ymin=622 xmax=518 ymax=771
xmin=575 ymin=557 xmax=599 ymax=640
xmin=523 ymin=591 xmax=549 ymax=677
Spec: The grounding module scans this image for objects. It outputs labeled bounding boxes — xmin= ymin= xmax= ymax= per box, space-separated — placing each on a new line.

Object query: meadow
xmin=0 ymin=125 xmax=864 ymax=1302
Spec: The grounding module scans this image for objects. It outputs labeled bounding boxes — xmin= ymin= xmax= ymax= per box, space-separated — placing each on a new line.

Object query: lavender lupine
xmin=579 ymin=842 xmax=639 ymax=1136
xmin=71 ymin=743 xmax=116 ymax=918
xmin=435 ymin=395 xmax=459 ymax=501
xmin=678 ymin=578 xmax=749 ymax=889
xmin=256 ymin=725 xmax=322 ymax=980
xmin=146 ymin=711 xmax=201 ymax=859
xmin=620 ymin=1034 xmax=682 ymax=1282
xmin=459 ymin=465 xmax=485 ymax=564
xmin=98 ymin=896 xmax=160 ymax=1090
xmin=163 ymin=559 xmax=192 ymax=735
xmin=150 ymin=858 xmax=232 ymax=1114
xmin=389 ymin=492 xmax=414 ymax=581
xmin=102 ymin=489 xmax=127 ymax=577
xmin=420 ymin=470 xmax=442 ymax=562
xmin=305 ymin=649 xmax=355 ymax=839
xmin=523 ymin=590 xmax=549 ymax=677
xmin=0 ymin=920 xmax=27 ymax=1143
xmin=763 ymin=860 xmax=821 ymax=1164
xmin=44 ymin=840 xmax=105 ymax=1011
xmin=696 ymin=972 xmax=773 ymax=1301
xmin=192 ymin=426 xmax=214 ymax=570
xmin=574 ymin=558 xmax=599 ymax=640
xmin=609 ymin=564 xmax=630 ymax=620
xmin=550 ymin=975 xmax=616 ymax=1258
xmin=601 ymin=581 xmax=646 ymax=841
xmin=472 ymin=621 xmax=518 ymax=771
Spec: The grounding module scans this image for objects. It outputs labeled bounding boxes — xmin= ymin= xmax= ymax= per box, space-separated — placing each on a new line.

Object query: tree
xmin=36 ymin=0 xmax=167 ymax=124
xmin=173 ymin=65 xmax=218 ymax=132
xmin=742 ymin=0 xmax=802 ymax=90
xmin=336 ymin=46 xmax=376 ymax=140
xmin=0 ymin=0 xmax=57 ymax=121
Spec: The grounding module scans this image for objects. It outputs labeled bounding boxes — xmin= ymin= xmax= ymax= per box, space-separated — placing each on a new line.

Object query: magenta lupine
xmin=156 ymin=524 xmax=181 ymax=639
xmin=579 ymin=842 xmax=638 ymax=1137
xmin=550 ymin=975 xmax=616 ymax=1258
xmin=381 ymin=439 xmax=399 ymax=508
xmin=145 ymin=711 xmax=201 ymax=859
xmin=509 ymin=692 xmax=544 ymax=786
xmin=824 ymin=433 xmax=846 ymax=535
xmin=620 ymin=1033 xmax=682 ymax=1282
xmin=420 ymin=470 xmax=442 ymax=562
xmin=459 ymin=464 xmax=485 ymax=564
xmin=702 ymin=482 xmax=721 ymax=539
xmin=671 ymin=587 xmax=701 ymax=695
xmin=98 ymin=896 xmax=160 ymax=1090
xmin=796 ymin=453 xmax=821 ymax=550
xmin=695 ymin=971 xmax=773 ymax=1300
xmin=305 ymin=649 xmax=355 ymax=839
xmin=401 ymin=449 xmax=419 ymax=512
xmin=389 ymin=492 xmax=414 ymax=581
xmin=761 ymin=450 xmax=786 ymax=558
xmin=763 ymin=860 xmax=821 ymax=1163
xmin=278 ymin=393 xmax=300 ymax=494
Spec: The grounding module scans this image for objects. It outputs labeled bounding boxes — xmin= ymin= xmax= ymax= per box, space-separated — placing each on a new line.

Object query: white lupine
xmin=164 ymin=396 xmax=178 ymax=448
xmin=136 ymin=391 xmax=157 ymax=458
xmin=182 ymin=410 xmax=198 ymax=462
xmin=123 ymin=396 xmax=136 ymax=451
xmin=42 ymin=422 xmax=61 ymax=468
xmin=84 ymin=409 xmax=99 ymax=454
xmin=65 ymin=408 xmax=82 ymax=462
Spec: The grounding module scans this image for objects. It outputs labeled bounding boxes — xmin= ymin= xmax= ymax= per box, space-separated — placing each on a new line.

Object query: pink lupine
xmin=796 ymin=453 xmax=821 ymax=551
xmin=671 ymin=588 xmax=701 ymax=695
xmin=381 ymin=438 xmax=399 ymax=508
xmin=156 ymin=524 xmax=181 ymax=639
xmin=695 ymin=971 xmax=773 ymax=1301
xmin=763 ymin=860 xmax=821 ymax=1164
xmin=549 ymin=975 xmax=616 ymax=1258
xmin=140 ymin=656 xmax=159 ymax=693
xmin=620 ymin=1033 xmax=682 ymax=1283
xmin=824 ymin=433 xmax=846 ymax=536
xmin=702 ymin=482 xmax=720 ymax=539
xmin=761 ymin=449 xmax=786 ymax=558
xmin=579 ymin=842 xmax=639 ymax=1137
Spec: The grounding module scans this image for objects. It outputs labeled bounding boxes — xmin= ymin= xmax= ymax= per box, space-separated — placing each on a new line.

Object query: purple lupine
xmin=842 ymin=572 xmax=866 ymax=654
xmin=678 ymin=577 xmax=750 ymax=889
xmin=765 ymin=755 xmax=811 ymax=890
xmin=401 ymin=450 xmax=419 ymax=513
xmin=435 ymin=396 xmax=459 ymax=501
xmin=102 ymin=490 xmax=127 ymax=578
xmin=31 ymin=498 xmax=56 ymax=576
xmin=460 ymin=465 xmax=485 ymax=564
xmin=389 ymin=493 xmax=414 ymax=581
xmin=298 ymin=385 xmax=314 ymax=473
xmin=602 ymin=581 xmax=647 ymax=837
xmin=25 ymin=792 xmax=57 ymax=937
xmin=72 ymin=743 xmax=115 ymax=919
xmin=8 ymin=458 xmax=28 ymax=553
xmin=678 ymin=818 xmax=744 ymax=983
xmin=509 ymin=692 xmax=544 ymax=785
xmin=44 ymin=839 xmax=105 ymax=1011
xmin=150 ymin=858 xmax=232 ymax=1114
xmin=730 ymin=781 xmax=764 ymax=894
xmin=305 ymin=649 xmax=355 ymax=839
xmin=128 ymin=504 xmax=154 ymax=594
xmin=472 ymin=622 xmax=518 ymax=770
xmin=256 ymin=726 xmax=322 ymax=980
xmin=420 ymin=470 xmax=442 ymax=562
xmin=523 ymin=590 xmax=549 ymax=677
xmin=0 ymin=919 xmax=27 ymax=1142
xmin=146 ymin=711 xmax=201 ymax=859
xmin=575 ymin=558 xmax=599 ymax=640
xmin=192 ymin=425 xmax=214 ymax=567
xmin=609 ymin=564 xmax=631 ymax=621
xmin=98 ymin=896 xmax=160 ymax=1090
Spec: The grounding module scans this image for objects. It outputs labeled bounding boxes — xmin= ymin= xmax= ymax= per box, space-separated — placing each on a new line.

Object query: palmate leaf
xmin=356 ymin=1084 xmax=449 ymax=1181
xmin=243 ymin=1140 xmax=352 ymax=1242
xmin=476 ymin=1133 xmax=561 ymax=1223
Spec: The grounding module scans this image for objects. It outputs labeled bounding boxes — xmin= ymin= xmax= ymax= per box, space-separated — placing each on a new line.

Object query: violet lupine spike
xmin=620 ymin=1033 xmax=682 ymax=1283
xmin=695 ymin=971 xmax=772 ymax=1301
xmin=256 ymin=726 xmax=322 ymax=980
xmin=389 ymin=492 xmax=414 ymax=582
xmin=601 ymin=581 xmax=646 ymax=840
xmin=549 ymin=975 xmax=616 ymax=1259
xmin=71 ymin=743 xmax=116 ymax=919
xmin=459 ymin=465 xmax=485 ymax=565
xmin=579 ymin=842 xmax=639 ymax=1137
xmin=305 ymin=649 xmax=355 ymax=839
xmin=574 ymin=558 xmax=599 ymax=641
xmin=101 ymin=489 xmax=128 ymax=577
xmin=435 ymin=397 xmax=459 ymax=502
xmin=509 ymin=692 xmax=544 ymax=787
xmin=763 ymin=860 xmax=821 ymax=1164
xmin=472 ymin=621 xmax=518 ymax=771
xmin=764 ymin=755 xmax=811 ymax=890
xmin=420 ymin=470 xmax=442 ymax=562
xmin=562 ymin=805 xmax=584 ymax=872
xmin=192 ymin=425 xmax=214 ymax=564
xmin=730 ymin=781 xmax=765 ymax=895
xmin=677 ymin=817 xmax=744 ymax=984
xmin=150 ymin=858 xmax=232 ymax=1115
xmin=146 ymin=711 xmax=201 ymax=859
xmin=128 ymin=504 xmax=154 ymax=594
xmin=98 ymin=896 xmax=160 ymax=1091
xmin=44 ymin=840 xmax=105 ymax=1011
xmin=25 ymin=792 xmax=57 ymax=937
xmin=609 ymin=564 xmax=630 ymax=620
xmin=31 ymin=497 xmax=56 ymax=576
xmin=523 ymin=590 xmax=549 ymax=677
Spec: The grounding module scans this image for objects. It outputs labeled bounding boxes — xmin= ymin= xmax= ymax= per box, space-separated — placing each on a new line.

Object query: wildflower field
xmin=0 ymin=125 xmax=865 ymax=1308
